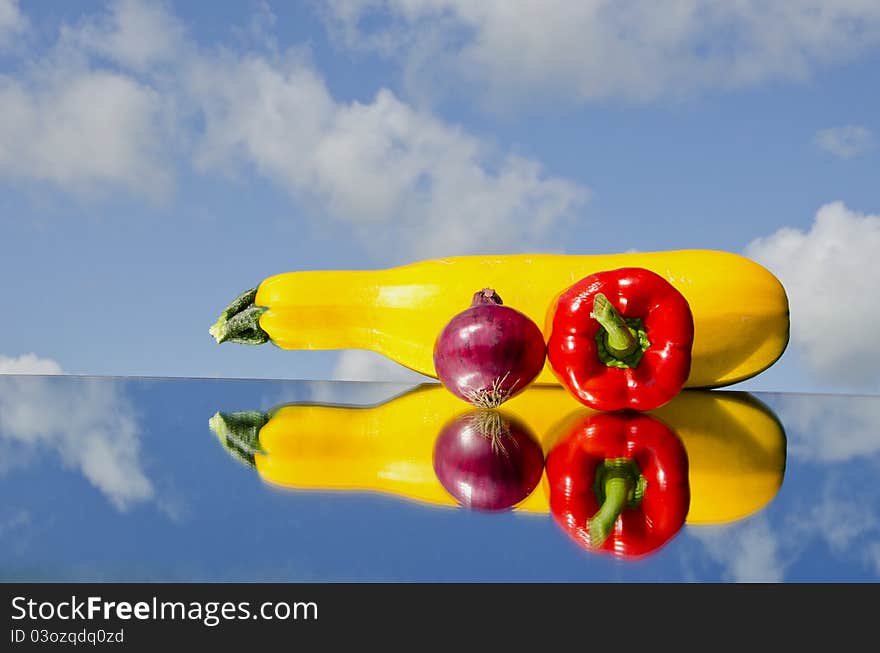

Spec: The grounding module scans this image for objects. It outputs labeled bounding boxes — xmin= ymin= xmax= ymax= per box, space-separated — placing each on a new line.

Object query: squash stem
xmin=208 ymin=410 xmax=269 ymax=468
xmin=209 ymin=287 xmax=270 ymax=345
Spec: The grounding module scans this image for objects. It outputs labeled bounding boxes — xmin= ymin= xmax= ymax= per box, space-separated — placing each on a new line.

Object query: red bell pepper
xmin=546 ymin=411 xmax=690 ymax=559
xmin=547 ymin=267 xmax=694 ymax=411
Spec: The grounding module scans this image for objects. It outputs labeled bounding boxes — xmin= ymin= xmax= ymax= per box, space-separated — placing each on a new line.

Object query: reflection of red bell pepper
xmin=546 ymin=411 xmax=690 ymax=559
xmin=547 ymin=267 xmax=694 ymax=411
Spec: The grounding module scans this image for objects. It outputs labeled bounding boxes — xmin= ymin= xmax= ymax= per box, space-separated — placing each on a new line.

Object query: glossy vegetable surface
xmin=547 ymin=268 xmax=694 ymax=411
xmin=433 ymin=410 xmax=544 ymax=511
xmin=209 ymin=250 xmax=789 ymax=388
xmin=433 ymin=289 xmax=545 ymax=407
xmin=546 ymin=411 xmax=690 ymax=558
xmin=210 ymin=384 xmax=786 ymax=524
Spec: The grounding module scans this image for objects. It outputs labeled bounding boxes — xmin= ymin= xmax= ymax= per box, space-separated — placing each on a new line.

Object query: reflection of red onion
xmin=433 ymin=288 xmax=546 ymax=408
xmin=433 ymin=411 xmax=545 ymax=512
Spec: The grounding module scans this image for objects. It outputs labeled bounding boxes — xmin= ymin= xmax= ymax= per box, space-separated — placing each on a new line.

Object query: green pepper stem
xmin=209 ymin=287 xmax=270 ymax=345
xmin=588 ymin=459 xmax=647 ymax=547
xmin=591 ymin=293 xmax=638 ymax=359
xmin=588 ymin=473 xmax=630 ymax=547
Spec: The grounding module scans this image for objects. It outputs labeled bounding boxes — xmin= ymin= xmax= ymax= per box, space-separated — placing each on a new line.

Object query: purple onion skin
xmin=433 ymin=289 xmax=546 ymax=407
xmin=433 ymin=411 xmax=545 ymax=512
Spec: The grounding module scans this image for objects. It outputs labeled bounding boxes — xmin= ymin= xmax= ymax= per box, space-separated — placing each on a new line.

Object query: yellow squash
xmin=210 ymin=384 xmax=787 ymax=525
xmin=211 ymin=250 xmax=789 ymax=388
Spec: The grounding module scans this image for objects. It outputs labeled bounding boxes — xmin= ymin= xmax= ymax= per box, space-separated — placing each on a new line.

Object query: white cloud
xmin=0 ymin=0 xmax=26 ymax=49
xmin=323 ymin=1 xmax=880 ymax=108
xmin=772 ymin=394 xmax=880 ymax=463
xmin=785 ymin=470 xmax=880 ymax=578
xmin=0 ymin=375 xmax=154 ymax=511
xmin=0 ymin=353 xmax=62 ymax=375
xmin=62 ymin=0 xmax=185 ymax=71
xmin=187 ymin=54 xmax=586 ymax=258
xmin=803 ymin=479 xmax=878 ymax=553
xmin=331 ymin=349 xmax=426 ymax=383
xmin=745 ymin=202 xmax=880 ymax=387
xmin=0 ymin=1 xmax=179 ymax=199
xmin=689 ymin=519 xmax=786 ymax=582
xmin=0 ymin=64 xmax=174 ymax=199
xmin=300 ymin=350 xmax=426 ymax=405
xmin=2 ymin=0 xmax=585 ymax=257
xmin=814 ymin=125 xmax=874 ymax=158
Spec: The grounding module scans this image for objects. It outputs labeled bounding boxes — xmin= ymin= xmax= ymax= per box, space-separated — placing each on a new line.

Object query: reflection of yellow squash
xmin=648 ymin=392 xmax=786 ymax=524
xmin=211 ymin=251 xmax=789 ymax=388
xmin=210 ymin=384 xmax=786 ymax=525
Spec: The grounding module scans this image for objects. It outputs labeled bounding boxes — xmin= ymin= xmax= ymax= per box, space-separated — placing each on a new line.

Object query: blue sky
xmin=1 ymin=0 xmax=879 ymax=394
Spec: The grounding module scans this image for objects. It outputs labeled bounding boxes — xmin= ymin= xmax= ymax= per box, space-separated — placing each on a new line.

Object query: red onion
xmin=433 ymin=410 xmax=545 ymax=512
xmin=433 ymin=288 xmax=546 ymax=407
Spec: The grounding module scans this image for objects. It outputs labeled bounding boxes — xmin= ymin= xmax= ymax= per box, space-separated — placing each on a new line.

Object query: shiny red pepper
xmin=546 ymin=411 xmax=690 ymax=559
xmin=546 ymin=267 xmax=694 ymax=411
